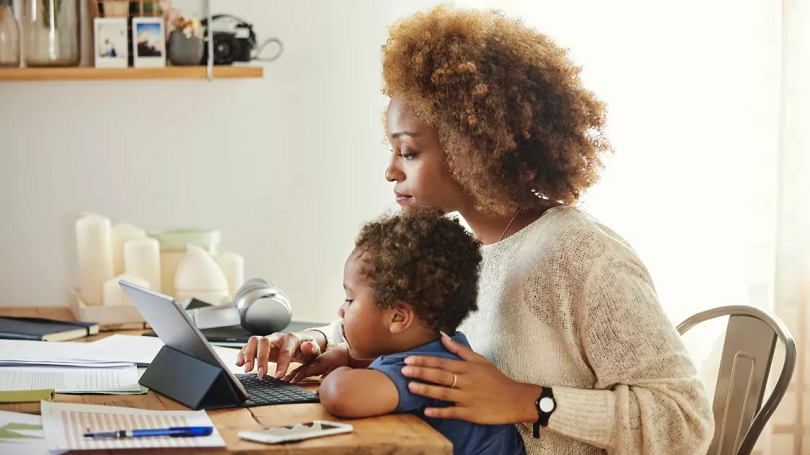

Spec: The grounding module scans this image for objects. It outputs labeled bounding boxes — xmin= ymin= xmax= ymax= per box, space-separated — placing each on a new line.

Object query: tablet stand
xmin=139 ymin=345 xmax=245 ymax=410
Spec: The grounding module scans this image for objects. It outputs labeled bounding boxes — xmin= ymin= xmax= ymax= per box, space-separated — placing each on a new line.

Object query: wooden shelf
xmin=0 ymin=66 xmax=264 ymax=81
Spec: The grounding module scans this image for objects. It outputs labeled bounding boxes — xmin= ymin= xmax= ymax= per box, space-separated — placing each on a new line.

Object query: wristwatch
xmin=533 ymin=387 xmax=556 ymax=438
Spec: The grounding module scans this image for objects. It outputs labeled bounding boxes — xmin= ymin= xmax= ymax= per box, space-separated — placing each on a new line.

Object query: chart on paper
xmin=65 ymin=411 xmax=194 ymax=450
xmin=41 ymin=401 xmax=225 ymax=450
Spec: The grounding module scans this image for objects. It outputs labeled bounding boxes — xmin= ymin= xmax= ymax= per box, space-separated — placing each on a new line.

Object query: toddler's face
xmin=338 ymin=249 xmax=390 ymax=360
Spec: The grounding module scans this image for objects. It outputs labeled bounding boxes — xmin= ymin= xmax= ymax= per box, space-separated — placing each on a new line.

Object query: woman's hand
xmin=235 ymin=331 xmax=326 ymax=379
xmin=283 ymin=345 xmax=352 ymax=384
xmin=401 ymin=332 xmax=543 ymax=425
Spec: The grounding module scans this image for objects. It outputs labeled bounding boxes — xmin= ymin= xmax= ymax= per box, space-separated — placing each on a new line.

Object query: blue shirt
xmin=368 ymin=332 xmax=526 ymax=455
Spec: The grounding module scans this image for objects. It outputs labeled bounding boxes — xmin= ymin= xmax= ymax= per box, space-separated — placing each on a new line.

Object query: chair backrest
xmin=677 ymin=305 xmax=796 ymax=455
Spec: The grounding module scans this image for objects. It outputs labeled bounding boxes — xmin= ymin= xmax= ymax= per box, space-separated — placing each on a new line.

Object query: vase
xmin=168 ymin=30 xmax=203 ymax=66
xmin=0 ymin=1 xmax=20 ymax=67
xmin=22 ymin=0 xmax=79 ymax=67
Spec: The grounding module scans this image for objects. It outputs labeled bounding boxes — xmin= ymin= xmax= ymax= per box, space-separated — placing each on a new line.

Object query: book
xmin=0 ymin=317 xmax=99 ymax=342
xmin=67 ymin=319 xmax=100 ymax=336
xmin=0 ymin=389 xmax=55 ymax=415
xmin=0 ymin=389 xmax=55 ymax=403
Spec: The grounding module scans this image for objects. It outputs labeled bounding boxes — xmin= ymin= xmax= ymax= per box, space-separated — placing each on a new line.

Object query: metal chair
xmin=677 ymin=305 xmax=797 ymax=455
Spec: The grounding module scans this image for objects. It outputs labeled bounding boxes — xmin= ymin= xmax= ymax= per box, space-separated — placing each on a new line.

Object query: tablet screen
xmin=120 ymin=281 xmax=249 ymax=399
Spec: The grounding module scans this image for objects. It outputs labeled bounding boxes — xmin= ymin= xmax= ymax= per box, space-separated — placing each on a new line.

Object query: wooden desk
xmin=0 ymin=307 xmax=452 ymax=455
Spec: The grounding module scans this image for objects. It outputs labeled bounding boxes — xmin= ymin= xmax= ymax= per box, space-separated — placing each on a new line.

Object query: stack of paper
xmin=0 ymin=410 xmax=65 ymax=455
xmin=0 ymin=340 xmax=140 ymax=393
xmin=0 ymin=335 xmax=242 ymax=369
xmin=0 ymin=340 xmax=130 ymax=367
xmin=0 ymin=335 xmax=244 ymax=394
xmin=79 ymin=334 xmax=166 ymax=365
xmin=41 ymin=401 xmax=225 ymax=450
xmin=83 ymin=335 xmax=244 ymax=373
xmin=0 ymin=366 xmax=141 ymax=393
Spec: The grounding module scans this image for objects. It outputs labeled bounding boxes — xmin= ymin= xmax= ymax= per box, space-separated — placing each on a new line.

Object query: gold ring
xmin=450 ymin=373 xmax=458 ymax=388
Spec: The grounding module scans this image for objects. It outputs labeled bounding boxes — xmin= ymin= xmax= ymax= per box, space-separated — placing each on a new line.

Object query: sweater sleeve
xmin=546 ymin=246 xmax=714 ymax=454
xmin=303 ymin=319 xmax=345 ymax=350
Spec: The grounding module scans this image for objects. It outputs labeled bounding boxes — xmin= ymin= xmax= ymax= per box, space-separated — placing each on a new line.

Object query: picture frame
xmin=132 ymin=17 xmax=166 ymax=68
xmin=94 ymin=18 xmax=128 ymax=69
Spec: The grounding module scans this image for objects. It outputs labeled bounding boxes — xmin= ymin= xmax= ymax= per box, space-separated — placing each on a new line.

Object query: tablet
xmin=119 ymin=280 xmax=249 ymax=399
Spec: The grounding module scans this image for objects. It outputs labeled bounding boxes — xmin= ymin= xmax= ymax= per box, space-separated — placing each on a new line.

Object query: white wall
xmin=0 ymin=0 xmax=405 ymax=322
xmin=0 ymin=0 xmax=780 ymax=329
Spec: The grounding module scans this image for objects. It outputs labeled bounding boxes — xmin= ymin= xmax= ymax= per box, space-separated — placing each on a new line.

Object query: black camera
xmin=200 ymin=16 xmax=256 ymax=65
xmin=204 ymin=29 xmax=252 ymax=65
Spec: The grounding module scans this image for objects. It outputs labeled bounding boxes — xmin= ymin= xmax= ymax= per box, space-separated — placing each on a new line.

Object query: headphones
xmin=232 ymin=278 xmax=293 ymax=335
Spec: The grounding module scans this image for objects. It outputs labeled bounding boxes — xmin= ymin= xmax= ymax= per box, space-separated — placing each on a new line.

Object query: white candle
xmin=215 ymin=251 xmax=245 ymax=298
xmin=76 ymin=213 xmax=114 ymax=306
xmin=111 ymin=223 xmax=145 ymax=275
xmin=103 ymin=274 xmax=149 ymax=306
xmin=124 ymin=236 xmax=162 ymax=292
xmin=174 ymin=244 xmax=229 ymax=304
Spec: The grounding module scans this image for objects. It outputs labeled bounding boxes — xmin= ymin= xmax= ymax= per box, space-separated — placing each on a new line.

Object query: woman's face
xmin=384 ymin=98 xmax=469 ymax=213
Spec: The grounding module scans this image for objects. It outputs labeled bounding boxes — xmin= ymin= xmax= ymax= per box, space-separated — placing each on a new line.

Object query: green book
xmin=0 ymin=389 xmax=54 ymax=414
xmin=0 ymin=389 xmax=55 ymax=403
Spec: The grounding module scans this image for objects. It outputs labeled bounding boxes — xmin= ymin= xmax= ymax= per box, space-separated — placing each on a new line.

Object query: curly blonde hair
xmin=382 ymin=6 xmax=611 ymax=215
xmin=355 ymin=207 xmax=482 ymax=333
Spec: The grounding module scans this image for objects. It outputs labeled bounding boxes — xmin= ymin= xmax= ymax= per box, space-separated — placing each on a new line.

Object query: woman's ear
xmin=387 ymin=301 xmax=415 ymax=334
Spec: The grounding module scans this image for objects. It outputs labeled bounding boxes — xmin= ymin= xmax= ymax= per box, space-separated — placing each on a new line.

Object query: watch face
xmin=539 ymin=397 xmax=555 ymax=413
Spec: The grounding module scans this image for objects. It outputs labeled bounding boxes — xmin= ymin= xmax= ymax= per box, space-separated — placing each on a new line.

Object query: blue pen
xmin=83 ymin=426 xmax=213 ymax=439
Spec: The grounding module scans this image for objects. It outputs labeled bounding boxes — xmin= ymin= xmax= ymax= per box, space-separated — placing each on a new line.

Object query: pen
xmin=83 ymin=426 xmax=213 ymax=439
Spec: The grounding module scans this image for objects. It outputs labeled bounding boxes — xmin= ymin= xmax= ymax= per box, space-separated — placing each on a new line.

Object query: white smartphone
xmin=238 ymin=421 xmax=354 ymax=444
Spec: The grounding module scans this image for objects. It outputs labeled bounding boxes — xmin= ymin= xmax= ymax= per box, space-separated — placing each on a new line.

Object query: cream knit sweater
xmin=458 ymin=206 xmax=713 ymax=454
xmin=316 ymin=206 xmax=714 ymax=454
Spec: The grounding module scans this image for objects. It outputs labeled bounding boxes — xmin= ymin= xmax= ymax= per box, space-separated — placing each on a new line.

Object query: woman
xmin=237 ymin=6 xmax=713 ymax=454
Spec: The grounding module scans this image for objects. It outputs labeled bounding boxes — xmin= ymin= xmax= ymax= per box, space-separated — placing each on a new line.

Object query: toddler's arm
xmin=318 ymin=367 xmax=399 ymax=418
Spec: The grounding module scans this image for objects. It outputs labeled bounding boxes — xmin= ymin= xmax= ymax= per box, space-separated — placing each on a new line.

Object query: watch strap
xmin=533 ymin=386 xmax=555 ymax=438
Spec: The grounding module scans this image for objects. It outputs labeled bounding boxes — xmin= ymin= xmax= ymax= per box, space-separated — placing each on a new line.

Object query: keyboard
xmin=236 ymin=374 xmax=320 ymax=407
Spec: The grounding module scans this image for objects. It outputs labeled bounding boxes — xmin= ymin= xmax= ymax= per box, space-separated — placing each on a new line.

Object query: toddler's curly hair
xmin=382 ymin=6 xmax=612 ymax=215
xmin=355 ymin=207 xmax=482 ymax=333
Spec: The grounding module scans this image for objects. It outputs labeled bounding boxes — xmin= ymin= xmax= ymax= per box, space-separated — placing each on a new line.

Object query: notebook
xmin=0 ymin=389 xmax=55 ymax=414
xmin=0 ymin=317 xmax=99 ymax=342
